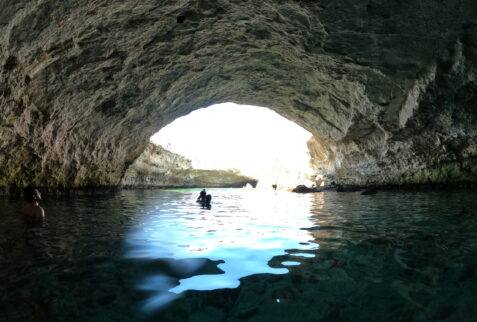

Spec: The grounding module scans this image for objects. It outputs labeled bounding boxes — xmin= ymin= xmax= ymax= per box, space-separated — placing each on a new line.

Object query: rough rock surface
xmin=1 ymin=0 xmax=477 ymax=189
xmin=121 ymin=142 xmax=257 ymax=188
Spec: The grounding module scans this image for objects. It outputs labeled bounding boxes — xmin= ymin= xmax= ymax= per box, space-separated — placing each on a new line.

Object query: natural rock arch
xmin=1 ymin=0 xmax=477 ymax=190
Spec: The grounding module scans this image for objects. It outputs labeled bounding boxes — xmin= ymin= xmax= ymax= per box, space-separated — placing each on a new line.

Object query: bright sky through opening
xmin=150 ymin=103 xmax=314 ymax=188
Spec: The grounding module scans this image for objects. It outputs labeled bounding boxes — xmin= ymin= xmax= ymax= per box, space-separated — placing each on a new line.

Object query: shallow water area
xmin=1 ymin=189 xmax=477 ymax=321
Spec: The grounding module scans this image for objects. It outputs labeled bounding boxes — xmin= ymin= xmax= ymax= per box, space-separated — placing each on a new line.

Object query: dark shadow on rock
xmin=361 ymin=188 xmax=378 ymax=195
xmin=336 ymin=185 xmax=361 ymax=192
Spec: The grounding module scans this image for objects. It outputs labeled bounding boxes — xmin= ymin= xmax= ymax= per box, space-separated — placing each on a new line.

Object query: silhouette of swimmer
xmin=197 ymin=189 xmax=207 ymax=203
xmin=204 ymin=194 xmax=212 ymax=208
xmin=21 ymin=187 xmax=45 ymax=224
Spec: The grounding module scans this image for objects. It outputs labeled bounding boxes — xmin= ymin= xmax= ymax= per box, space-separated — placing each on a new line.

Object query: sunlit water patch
xmin=1 ymin=189 xmax=477 ymax=321
xmin=124 ymin=189 xmax=318 ymax=310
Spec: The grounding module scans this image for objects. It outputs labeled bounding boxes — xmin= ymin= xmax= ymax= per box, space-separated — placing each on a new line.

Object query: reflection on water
xmin=125 ymin=189 xmax=318 ymax=310
xmin=1 ymin=189 xmax=477 ymax=321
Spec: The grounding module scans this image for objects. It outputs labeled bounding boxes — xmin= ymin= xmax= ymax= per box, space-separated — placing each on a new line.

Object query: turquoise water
xmin=1 ymin=189 xmax=477 ymax=321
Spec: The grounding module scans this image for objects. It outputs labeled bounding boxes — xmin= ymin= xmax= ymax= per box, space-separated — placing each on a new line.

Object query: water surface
xmin=1 ymin=189 xmax=476 ymax=321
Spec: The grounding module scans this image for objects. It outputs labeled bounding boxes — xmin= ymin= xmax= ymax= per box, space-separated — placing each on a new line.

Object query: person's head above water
xmin=21 ymin=187 xmax=45 ymax=221
xmin=24 ymin=187 xmax=42 ymax=204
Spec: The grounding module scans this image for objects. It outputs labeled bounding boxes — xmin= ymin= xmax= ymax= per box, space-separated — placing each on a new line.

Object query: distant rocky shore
xmin=121 ymin=143 xmax=257 ymax=188
xmin=292 ymin=181 xmax=477 ymax=194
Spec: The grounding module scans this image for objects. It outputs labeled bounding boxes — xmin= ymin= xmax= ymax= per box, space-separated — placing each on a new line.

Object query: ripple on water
xmin=281 ymin=261 xmax=301 ymax=266
xmin=2 ymin=189 xmax=477 ymax=321
xmin=124 ymin=189 xmax=316 ymax=309
xmin=290 ymin=252 xmax=316 ymax=258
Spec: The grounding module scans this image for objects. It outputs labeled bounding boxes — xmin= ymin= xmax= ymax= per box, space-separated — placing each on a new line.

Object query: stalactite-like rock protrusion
xmin=1 ymin=0 xmax=477 ymax=190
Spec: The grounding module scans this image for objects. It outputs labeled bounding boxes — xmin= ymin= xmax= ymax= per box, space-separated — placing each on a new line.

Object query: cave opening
xmin=145 ymin=102 xmax=318 ymax=189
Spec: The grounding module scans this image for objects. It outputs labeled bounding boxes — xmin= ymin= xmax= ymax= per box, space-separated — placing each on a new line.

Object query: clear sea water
xmin=1 ymin=188 xmax=477 ymax=321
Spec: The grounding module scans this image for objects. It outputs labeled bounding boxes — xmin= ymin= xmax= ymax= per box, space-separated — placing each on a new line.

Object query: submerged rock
xmin=292 ymin=185 xmax=325 ymax=193
xmin=361 ymin=188 xmax=378 ymax=195
xmin=336 ymin=185 xmax=361 ymax=193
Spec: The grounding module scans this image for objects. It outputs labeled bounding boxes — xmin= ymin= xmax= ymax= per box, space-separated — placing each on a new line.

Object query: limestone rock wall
xmin=121 ymin=142 xmax=257 ymax=188
xmin=124 ymin=142 xmax=192 ymax=172
xmin=123 ymin=168 xmax=257 ymax=189
xmin=1 ymin=0 xmax=477 ymax=189
xmin=332 ymin=40 xmax=477 ymax=184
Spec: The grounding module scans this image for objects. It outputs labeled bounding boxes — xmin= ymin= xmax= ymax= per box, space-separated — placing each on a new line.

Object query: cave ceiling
xmin=1 ymin=0 xmax=477 ymax=188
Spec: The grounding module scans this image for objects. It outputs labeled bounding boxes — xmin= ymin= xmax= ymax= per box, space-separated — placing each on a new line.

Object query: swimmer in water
xmin=197 ymin=189 xmax=206 ymax=203
xmin=21 ymin=187 xmax=45 ymax=224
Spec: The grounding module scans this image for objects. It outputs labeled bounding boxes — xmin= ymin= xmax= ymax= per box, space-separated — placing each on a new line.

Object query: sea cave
xmin=1 ymin=1 xmax=477 ymax=321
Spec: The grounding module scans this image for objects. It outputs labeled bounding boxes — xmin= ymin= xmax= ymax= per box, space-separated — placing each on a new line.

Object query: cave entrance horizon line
xmin=123 ymin=102 xmax=324 ymax=190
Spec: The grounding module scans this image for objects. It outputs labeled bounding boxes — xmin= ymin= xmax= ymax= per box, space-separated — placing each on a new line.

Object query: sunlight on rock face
xmin=150 ymin=103 xmax=314 ymax=189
